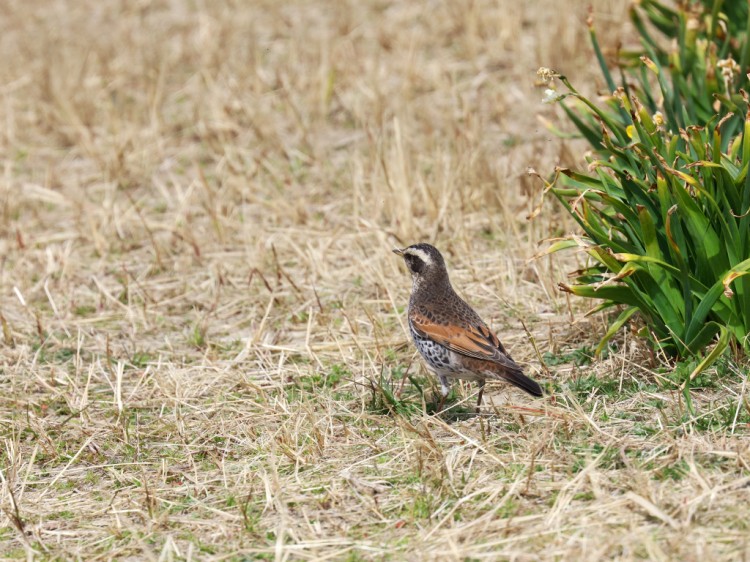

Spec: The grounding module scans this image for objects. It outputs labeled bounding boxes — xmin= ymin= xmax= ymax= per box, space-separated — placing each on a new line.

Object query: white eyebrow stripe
xmin=405 ymin=248 xmax=432 ymax=266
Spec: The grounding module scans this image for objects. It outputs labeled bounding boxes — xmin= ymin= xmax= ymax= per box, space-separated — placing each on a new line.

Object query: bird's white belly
xmin=434 ymin=350 xmax=484 ymax=381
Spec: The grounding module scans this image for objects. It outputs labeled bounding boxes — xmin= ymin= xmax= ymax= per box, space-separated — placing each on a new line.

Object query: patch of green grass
xmin=343 ymin=551 xmax=370 ymax=562
xmin=129 ymin=351 xmax=153 ymax=368
xmin=167 ymin=495 xmax=198 ymax=515
xmin=187 ymin=323 xmax=207 ymax=349
xmin=367 ymin=365 xmax=425 ymax=417
xmin=291 ymin=310 xmax=309 ymax=324
xmin=74 ymin=304 xmax=97 ymax=316
xmin=495 ymin=498 xmax=519 ymax=519
xmin=286 ymin=363 xmax=350 ymax=401
xmin=383 ymin=348 xmax=398 ymax=362
xmin=655 ymin=459 xmax=689 ymax=482
xmin=332 ymin=390 xmax=354 ymax=401
xmin=569 ymin=443 xmax=624 ymax=473
xmin=565 ymin=373 xmax=658 ymax=401
xmin=502 ymin=135 xmax=518 ymax=148
xmin=501 ymin=463 xmax=527 ymax=479
xmin=632 ymin=422 xmax=660 ymax=437
xmin=410 ymin=495 xmax=433 ymax=519
xmin=666 ymin=357 xmax=744 ymax=391
xmin=32 ymin=343 xmax=77 ymax=365
xmin=679 ymin=398 xmax=750 ymax=431
xmin=4 ymin=548 xmax=27 ymax=559
xmin=55 ymin=347 xmax=77 ymax=363
xmin=55 ymin=477 xmax=79 ymax=491
xmin=543 ymin=346 xmax=595 ymax=367
xmin=644 ymin=398 xmax=666 ymax=409
xmin=53 ymin=510 xmax=76 ymax=520
xmin=286 ymin=354 xmax=311 ymax=366
xmin=214 ymin=338 xmax=245 ymax=355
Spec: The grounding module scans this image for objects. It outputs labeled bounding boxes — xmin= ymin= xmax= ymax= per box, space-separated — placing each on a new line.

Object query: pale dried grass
xmin=1 ymin=0 xmax=749 ymax=560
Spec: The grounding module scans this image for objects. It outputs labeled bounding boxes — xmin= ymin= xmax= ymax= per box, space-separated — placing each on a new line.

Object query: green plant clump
xmin=625 ymin=0 xmax=750 ymax=138
xmin=540 ymin=0 xmax=750 ymax=377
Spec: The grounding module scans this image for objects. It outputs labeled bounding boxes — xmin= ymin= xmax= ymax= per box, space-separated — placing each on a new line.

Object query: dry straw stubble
xmin=0 ymin=0 xmax=749 ymax=560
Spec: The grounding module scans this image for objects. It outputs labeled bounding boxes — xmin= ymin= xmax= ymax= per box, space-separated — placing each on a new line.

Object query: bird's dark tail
xmin=500 ymin=367 xmax=543 ymax=397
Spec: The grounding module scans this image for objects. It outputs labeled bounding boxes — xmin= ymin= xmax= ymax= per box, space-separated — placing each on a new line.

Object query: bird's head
xmin=392 ymin=243 xmax=448 ymax=286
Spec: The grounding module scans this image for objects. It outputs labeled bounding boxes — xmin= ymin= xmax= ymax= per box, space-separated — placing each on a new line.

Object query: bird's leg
xmin=476 ymin=380 xmax=485 ymax=413
xmin=436 ymin=375 xmax=450 ymax=413
xmin=436 ymin=394 xmax=446 ymax=413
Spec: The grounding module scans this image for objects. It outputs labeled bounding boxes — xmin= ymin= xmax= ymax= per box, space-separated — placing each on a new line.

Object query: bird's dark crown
xmin=393 ymin=243 xmax=447 ymax=279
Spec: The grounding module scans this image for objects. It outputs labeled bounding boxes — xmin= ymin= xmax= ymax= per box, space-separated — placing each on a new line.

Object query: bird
xmin=393 ymin=243 xmax=543 ymax=412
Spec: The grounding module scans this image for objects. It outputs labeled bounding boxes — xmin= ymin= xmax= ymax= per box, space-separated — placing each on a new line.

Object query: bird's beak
xmin=392 ymin=247 xmax=405 ymax=256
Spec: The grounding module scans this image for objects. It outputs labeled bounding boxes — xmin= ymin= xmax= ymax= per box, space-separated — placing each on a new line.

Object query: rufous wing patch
xmin=410 ymin=312 xmax=510 ymax=364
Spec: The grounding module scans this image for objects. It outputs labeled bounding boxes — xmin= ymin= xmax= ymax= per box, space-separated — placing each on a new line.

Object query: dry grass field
xmin=2 ymin=0 xmax=750 ymax=560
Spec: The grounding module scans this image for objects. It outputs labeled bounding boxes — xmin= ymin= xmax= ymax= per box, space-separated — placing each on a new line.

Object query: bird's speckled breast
xmin=408 ymin=319 xmax=452 ymax=370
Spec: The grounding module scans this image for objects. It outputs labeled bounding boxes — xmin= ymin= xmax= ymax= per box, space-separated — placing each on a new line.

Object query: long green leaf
xmin=682 ymin=323 xmax=729 ymax=389
xmin=595 ymin=306 xmax=639 ymax=355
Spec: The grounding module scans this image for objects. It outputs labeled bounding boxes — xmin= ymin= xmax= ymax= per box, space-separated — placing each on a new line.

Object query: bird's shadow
xmin=367 ymin=369 xmax=482 ymax=422
xmin=424 ymin=393 xmax=481 ymax=422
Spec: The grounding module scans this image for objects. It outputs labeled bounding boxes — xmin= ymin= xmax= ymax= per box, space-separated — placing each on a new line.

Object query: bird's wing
xmin=409 ymin=311 xmax=518 ymax=369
